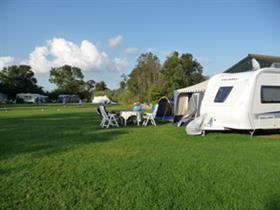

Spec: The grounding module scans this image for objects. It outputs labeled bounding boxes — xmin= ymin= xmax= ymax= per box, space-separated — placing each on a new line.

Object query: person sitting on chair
xmin=133 ymin=102 xmax=142 ymax=111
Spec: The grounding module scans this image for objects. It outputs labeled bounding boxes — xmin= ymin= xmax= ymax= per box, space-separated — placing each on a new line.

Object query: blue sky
xmin=1 ymin=0 xmax=280 ymax=90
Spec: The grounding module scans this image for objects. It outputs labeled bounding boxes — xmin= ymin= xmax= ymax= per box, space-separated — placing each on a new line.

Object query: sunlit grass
xmin=0 ymin=104 xmax=280 ymax=209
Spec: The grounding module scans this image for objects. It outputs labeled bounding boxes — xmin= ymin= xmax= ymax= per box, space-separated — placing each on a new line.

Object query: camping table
xmin=120 ymin=111 xmax=141 ymax=126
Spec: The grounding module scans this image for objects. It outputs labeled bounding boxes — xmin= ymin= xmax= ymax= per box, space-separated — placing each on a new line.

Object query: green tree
xmin=161 ymin=51 xmax=204 ymax=97
xmin=148 ymin=84 xmax=165 ymax=103
xmin=83 ymin=80 xmax=96 ymax=101
xmin=85 ymin=80 xmax=96 ymax=92
xmin=119 ymin=73 xmax=128 ymax=90
xmin=95 ymin=81 xmax=108 ymax=91
xmin=127 ymin=52 xmax=161 ymax=102
xmin=0 ymin=65 xmax=43 ymax=99
xmin=79 ymin=79 xmax=96 ymax=101
xmin=49 ymin=65 xmax=84 ymax=95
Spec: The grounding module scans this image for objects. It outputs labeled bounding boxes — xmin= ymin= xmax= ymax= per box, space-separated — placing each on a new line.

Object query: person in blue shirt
xmin=133 ymin=102 xmax=142 ymax=111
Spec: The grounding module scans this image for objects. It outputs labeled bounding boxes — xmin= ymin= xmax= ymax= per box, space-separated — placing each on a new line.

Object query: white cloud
xmin=124 ymin=48 xmax=138 ymax=54
xmin=0 ymin=56 xmax=15 ymax=70
xmin=25 ymin=38 xmax=108 ymax=74
xmin=2 ymin=38 xmax=126 ymax=74
xmin=113 ymin=57 xmax=128 ymax=71
xmin=27 ymin=46 xmax=52 ymax=74
xmin=108 ymin=35 xmax=123 ymax=48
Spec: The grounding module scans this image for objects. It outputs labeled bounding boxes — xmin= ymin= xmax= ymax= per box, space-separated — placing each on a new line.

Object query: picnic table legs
xmin=123 ymin=118 xmax=140 ymax=126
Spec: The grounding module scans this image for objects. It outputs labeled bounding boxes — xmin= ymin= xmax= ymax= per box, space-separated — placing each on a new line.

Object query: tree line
xmin=124 ymin=51 xmax=205 ymax=103
xmin=0 ymin=65 xmax=108 ymax=101
xmin=0 ymin=51 xmax=206 ymax=103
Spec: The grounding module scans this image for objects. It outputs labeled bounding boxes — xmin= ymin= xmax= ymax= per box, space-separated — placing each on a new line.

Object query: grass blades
xmin=0 ymin=104 xmax=280 ymax=210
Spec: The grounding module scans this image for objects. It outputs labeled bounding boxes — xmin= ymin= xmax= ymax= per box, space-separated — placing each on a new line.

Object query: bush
xmin=148 ymin=85 xmax=166 ymax=104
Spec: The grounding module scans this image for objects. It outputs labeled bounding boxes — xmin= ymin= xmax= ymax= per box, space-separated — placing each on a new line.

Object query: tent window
xmin=214 ymin=86 xmax=233 ymax=103
xmin=261 ymin=86 xmax=280 ymax=103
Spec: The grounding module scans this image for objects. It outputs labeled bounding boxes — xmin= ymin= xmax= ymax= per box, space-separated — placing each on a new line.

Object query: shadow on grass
xmin=204 ymin=129 xmax=280 ymax=137
xmin=266 ymin=193 xmax=280 ymax=210
xmin=0 ymin=111 xmax=128 ymax=160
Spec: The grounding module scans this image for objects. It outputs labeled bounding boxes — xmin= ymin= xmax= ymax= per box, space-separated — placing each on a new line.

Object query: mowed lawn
xmin=0 ymin=104 xmax=280 ymax=210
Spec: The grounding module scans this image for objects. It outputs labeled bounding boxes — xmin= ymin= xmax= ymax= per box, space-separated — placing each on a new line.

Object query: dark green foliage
xmin=0 ymin=65 xmax=43 ymax=99
xmin=80 ymin=79 xmax=96 ymax=101
xmin=161 ymin=51 xmax=205 ymax=97
xmin=49 ymin=65 xmax=96 ymax=101
xmin=49 ymin=65 xmax=85 ymax=95
xmin=1 ymin=104 xmax=280 ymax=209
xmin=125 ymin=51 xmax=205 ymax=102
xmin=119 ymin=73 xmax=128 ymax=90
xmin=95 ymin=81 xmax=108 ymax=91
xmin=148 ymin=84 xmax=166 ymax=104
xmin=127 ymin=52 xmax=162 ymax=102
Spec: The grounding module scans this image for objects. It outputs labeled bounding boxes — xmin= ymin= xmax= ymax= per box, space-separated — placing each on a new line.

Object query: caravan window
xmin=261 ymin=86 xmax=280 ymax=103
xmin=214 ymin=86 xmax=233 ymax=103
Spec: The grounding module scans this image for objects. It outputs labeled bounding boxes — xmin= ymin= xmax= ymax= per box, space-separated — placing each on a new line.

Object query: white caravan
xmin=183 ymin=53 xmax=280 ymax=135
xmin=16 ymin=93 xmax=48 ymax=103
xmin=187 ymin=67 xmax=280 ymax=134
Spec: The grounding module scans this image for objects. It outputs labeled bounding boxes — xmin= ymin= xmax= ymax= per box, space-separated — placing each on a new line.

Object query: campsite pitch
xmin=0 ymin=104 xmax=280 ymax=210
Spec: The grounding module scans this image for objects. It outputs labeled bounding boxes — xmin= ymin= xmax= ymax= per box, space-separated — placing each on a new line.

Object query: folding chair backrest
xmin=152 ymin=104 xmax=159 ymax=118
xmin=99 ymin=105 xmax=109 ymax=119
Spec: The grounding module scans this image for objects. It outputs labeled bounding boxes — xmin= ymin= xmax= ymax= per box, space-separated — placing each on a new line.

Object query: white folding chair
xmin=99 ymin=105 xmax=119 ymax=128
xmin=96 ymin=106 xmax=105 ymax=126
xmin=142 ymin=104 xmax=158 ymax=126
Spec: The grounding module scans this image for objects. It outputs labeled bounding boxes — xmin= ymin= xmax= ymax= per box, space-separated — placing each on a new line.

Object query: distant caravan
xmin=176 ymin=54 xmax=280 ymax=135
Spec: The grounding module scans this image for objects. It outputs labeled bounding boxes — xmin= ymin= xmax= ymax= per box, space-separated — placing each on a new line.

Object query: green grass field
xmin=0 ymin=104 xmax=280 ymax=210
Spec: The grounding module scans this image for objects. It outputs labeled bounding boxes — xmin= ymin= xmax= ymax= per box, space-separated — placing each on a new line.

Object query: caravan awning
xmin=173 ymin=80 xmax=209 ymax=115
xmin=175 ymin=80 xmax=208 ymax=94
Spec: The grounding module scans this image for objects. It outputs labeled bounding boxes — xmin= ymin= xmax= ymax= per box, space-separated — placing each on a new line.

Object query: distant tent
xmin=58 ymin=95 xmax=80 ymax=103
xmin=92 ymin=95 xmax=117 ymax=105
xmin=155 ymin=97 xmax=173 ymax=121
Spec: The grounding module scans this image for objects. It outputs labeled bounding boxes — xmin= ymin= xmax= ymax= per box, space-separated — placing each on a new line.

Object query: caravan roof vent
xmin=252 ymin=58 xmax=260 ymax=71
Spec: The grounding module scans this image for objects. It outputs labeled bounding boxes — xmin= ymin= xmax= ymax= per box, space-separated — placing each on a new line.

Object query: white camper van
xmin=184 ymin=54 xmax=280 ymax=135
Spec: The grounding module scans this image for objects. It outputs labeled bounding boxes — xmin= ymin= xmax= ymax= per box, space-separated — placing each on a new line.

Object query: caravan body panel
xmin=200 ymin=68 xmax=280 ymax=131
xmin=251 ymin=70 xmax=280 ymax=129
